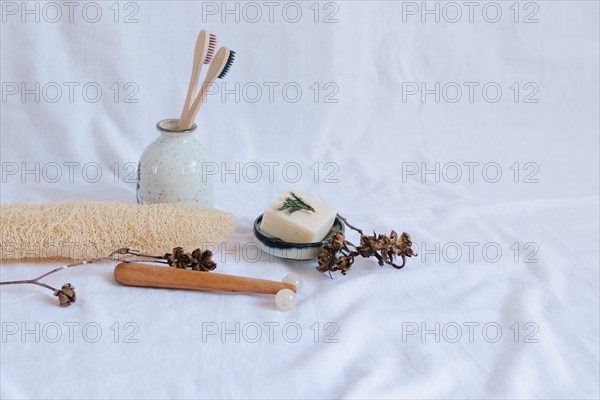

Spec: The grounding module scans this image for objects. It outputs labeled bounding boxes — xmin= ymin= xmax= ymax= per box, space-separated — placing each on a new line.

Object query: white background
xmin=1 ymin=1 xmax=599 ymax=398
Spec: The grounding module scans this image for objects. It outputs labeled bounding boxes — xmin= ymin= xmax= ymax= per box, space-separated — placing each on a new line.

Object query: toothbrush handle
xmin=180 ymin=47 xmax=230 ymax=130
xmin=181 ymin=79 xmax=216 ymax=129
xmin=114 ymin=263 xmax=296 ymax=295
xmin=178 ymin=30 xmax=210 ymax=130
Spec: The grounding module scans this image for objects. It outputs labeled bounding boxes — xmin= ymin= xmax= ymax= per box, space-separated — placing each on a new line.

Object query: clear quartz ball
xmin=282 ymin=274 xmax=303 ymax=292
xmin=275 ymin=288 xmax=297 ymax=311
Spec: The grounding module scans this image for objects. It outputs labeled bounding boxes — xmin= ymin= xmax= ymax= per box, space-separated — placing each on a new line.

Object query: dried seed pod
xmin=334 ymin=256 xmax=352 ymax=275
xmin=200 ymin=250 xmax=217 ymax=271
xmin=54 ymin=283 xmax=76 ymax=307
xmin=317 ymin=246 xmax=335 ymax=273
xmin=166 ymin=247 xmax=217 ymax=272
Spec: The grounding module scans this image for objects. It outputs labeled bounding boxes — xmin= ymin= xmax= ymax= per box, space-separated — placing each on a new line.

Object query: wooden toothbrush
xmin=179 ymin=47 xmax=236 ymax=130
xmin=114 ymin=263 xmax=296 ymax=295
xmin=177 ymin=30 xmax=217 ymax=131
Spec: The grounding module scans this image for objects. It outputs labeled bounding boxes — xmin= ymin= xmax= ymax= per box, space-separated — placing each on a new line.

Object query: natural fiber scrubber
xmin=0 ymin=202 xmax=236 ymax=262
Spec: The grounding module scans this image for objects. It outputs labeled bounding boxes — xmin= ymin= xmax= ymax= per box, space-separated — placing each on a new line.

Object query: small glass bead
xmin=275 ymin=288 xmax=297 ymax=311
xmin=282 ymin=274 xmax=303 ymax=292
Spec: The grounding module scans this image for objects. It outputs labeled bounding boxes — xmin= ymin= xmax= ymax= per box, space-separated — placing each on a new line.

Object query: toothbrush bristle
xmin=218 ymin=50 xmax=235 ymax=79
xmin=204 ymin=34 xmax=217 ymax=64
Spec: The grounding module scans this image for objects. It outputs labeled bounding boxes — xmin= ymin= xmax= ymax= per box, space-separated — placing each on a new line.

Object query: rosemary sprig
xmin=278 ymin=191 xmax=316 ymax=214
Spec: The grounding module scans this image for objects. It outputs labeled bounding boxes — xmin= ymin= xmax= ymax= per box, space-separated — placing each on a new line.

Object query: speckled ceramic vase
xmin=137 ymin=119 xmax=214 ymax=206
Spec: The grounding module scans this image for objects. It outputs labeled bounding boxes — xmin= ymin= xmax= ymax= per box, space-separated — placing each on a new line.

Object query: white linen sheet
xmin=1 ymin=1 xmax=599 ymax=398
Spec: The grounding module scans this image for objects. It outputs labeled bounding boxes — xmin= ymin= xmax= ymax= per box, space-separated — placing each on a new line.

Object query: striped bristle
xmin=204 ymin=34 xmax=217 ymax=64
xmin=218 ymin=50 xmax=235 ymax=79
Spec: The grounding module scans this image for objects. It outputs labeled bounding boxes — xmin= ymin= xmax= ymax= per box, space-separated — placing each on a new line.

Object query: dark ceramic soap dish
xmin=253 ymin=214 xmax=345 ymax=260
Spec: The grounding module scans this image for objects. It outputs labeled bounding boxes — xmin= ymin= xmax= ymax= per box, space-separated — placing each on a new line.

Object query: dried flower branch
xmin=317 ymin=214 xmax=415 ymax=277
xmin=278 ymin=191 xmax=316 ymax=214
xmin=0 ymin=247 xmax=217 ymax=307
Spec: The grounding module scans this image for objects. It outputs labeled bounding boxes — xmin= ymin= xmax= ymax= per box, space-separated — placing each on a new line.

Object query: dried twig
xmin=0 ymin=247 xmax=217 ymax=307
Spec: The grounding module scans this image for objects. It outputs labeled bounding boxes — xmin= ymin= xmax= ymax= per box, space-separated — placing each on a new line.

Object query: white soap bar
xmin=260 ymin=190 xmax=337 ymax=244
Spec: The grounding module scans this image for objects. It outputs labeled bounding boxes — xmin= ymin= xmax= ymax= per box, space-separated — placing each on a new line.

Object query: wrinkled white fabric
xmin=1 ymin=1 xmax=598 ymax=399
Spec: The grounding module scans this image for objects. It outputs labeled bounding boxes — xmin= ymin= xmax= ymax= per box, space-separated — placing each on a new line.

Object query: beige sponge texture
xmin=1 ymin=202 xmax=236 ymax=262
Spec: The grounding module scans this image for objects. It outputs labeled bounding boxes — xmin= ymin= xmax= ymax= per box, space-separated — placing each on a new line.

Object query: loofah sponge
xmin=1 ymin=202 xmax=236 ymax=262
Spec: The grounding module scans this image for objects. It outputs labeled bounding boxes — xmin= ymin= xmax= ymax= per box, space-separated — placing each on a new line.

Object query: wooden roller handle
xmin=114 ymin=263 xmax=296 ymax=295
